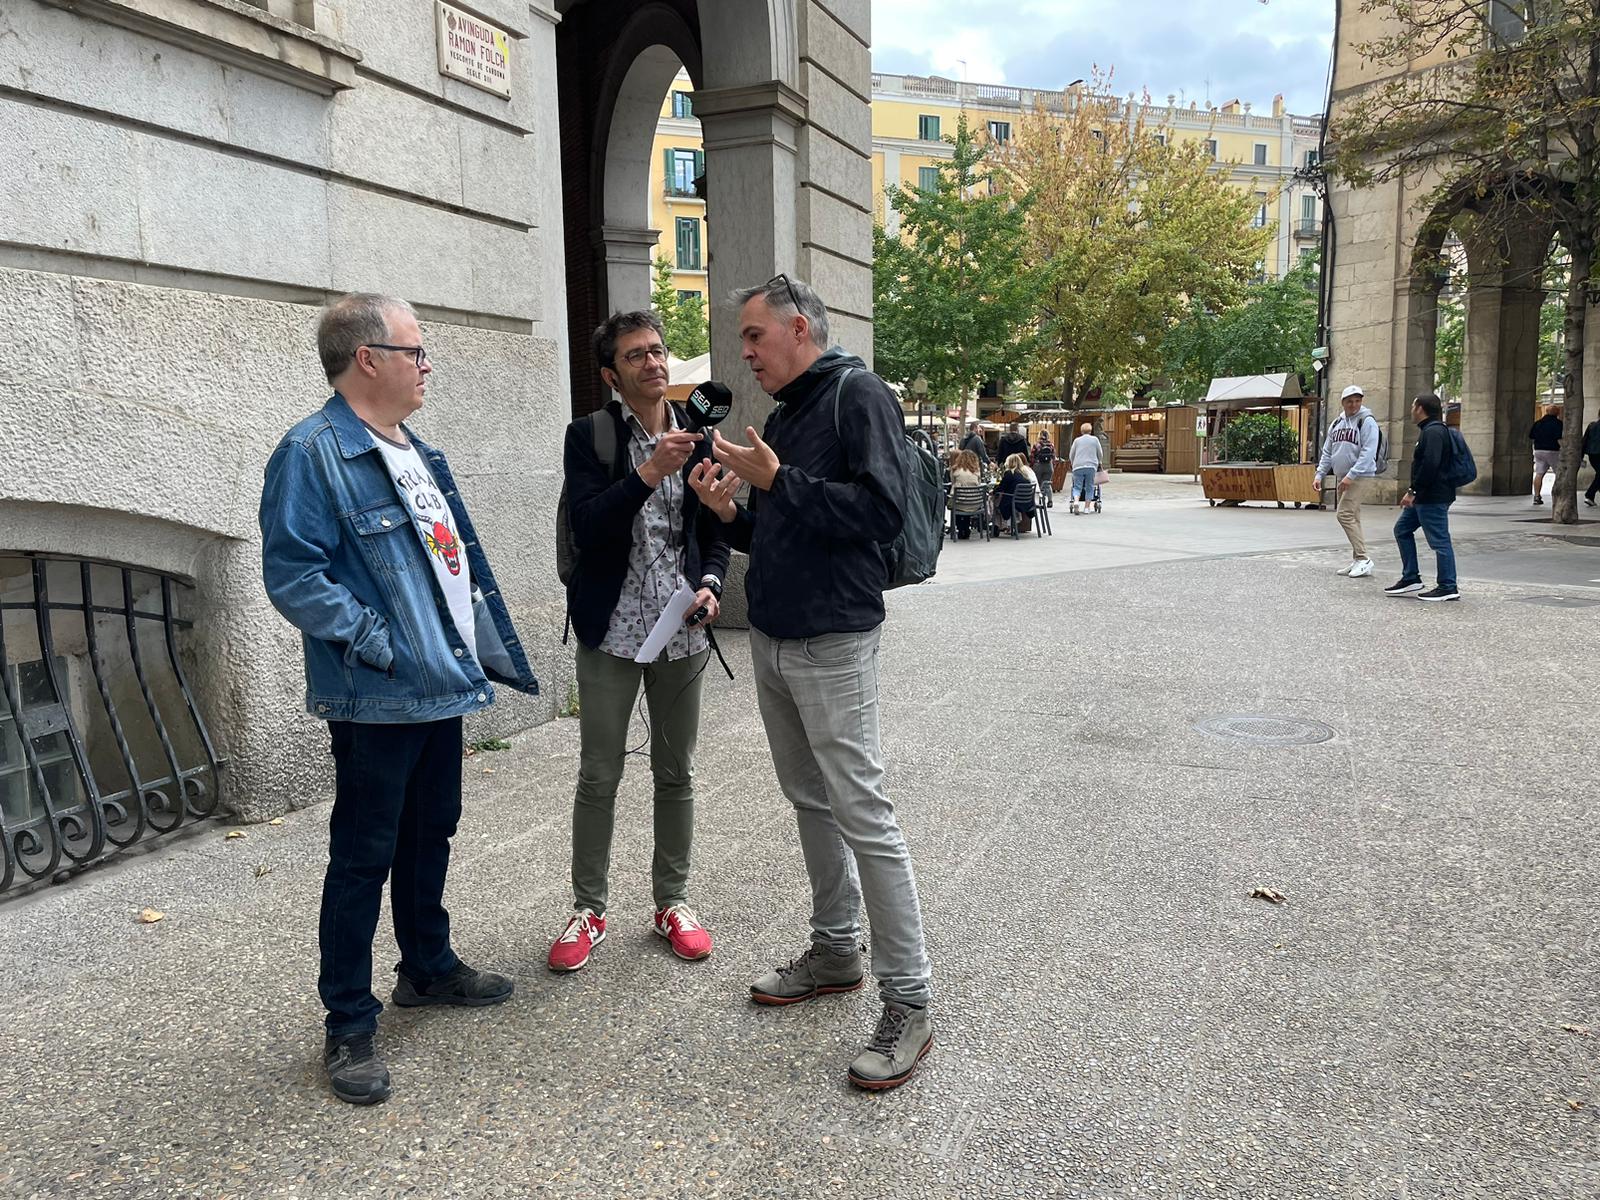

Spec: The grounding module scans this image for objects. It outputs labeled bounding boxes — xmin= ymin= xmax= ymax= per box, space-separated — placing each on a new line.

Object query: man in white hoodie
xmin=1314 ymin=384 xmax=1382 ymax=577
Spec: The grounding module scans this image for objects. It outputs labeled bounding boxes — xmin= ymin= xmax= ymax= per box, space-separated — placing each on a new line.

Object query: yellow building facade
xmin=650 ymin=69 xmax=1323 ymax=303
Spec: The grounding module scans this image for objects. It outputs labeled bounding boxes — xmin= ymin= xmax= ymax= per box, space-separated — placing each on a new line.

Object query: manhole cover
xmin=1517 ymin=594 xmax=1600 ymax=609
xmin=1192 ymin=714 xmax=1337 ymax=746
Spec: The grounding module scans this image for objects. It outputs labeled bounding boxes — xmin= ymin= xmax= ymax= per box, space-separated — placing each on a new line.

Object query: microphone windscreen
xmin=686 ymin=381 xmax=734 ymax=429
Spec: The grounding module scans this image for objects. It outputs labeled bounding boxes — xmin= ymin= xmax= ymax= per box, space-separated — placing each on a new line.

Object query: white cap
xmin=1340 ymin=385 xmax=1365 ymax=400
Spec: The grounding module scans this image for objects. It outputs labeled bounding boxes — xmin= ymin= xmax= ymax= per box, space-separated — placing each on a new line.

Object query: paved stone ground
xmin=2 ymin=479 xmax=1597 ymax=1199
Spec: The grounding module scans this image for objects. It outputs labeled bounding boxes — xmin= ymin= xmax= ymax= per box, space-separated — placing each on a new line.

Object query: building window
xmin=1253 ymin=194 xmax=1269 ymax=228
xmin=665 ymin=148 xmax=704 ymax=198
xmin=676 ymin=289 xmax=702 ymax=304
xmin=674 ymin=217 xmax=701 ymax=270
xmin=1300 ymin=247 xmax=1317 ymax=262
xmin=1304 ymin=149 xmax=1320 ymax=170
xmin=1301 ymin=193 xmax=1318 ymax=229
xmin=1204 ymin=138 xmax=1218 ymax=160
xmin=671 ymin=90 xmax=694 ymax=119
xmin=918 ymin=114 xmax=941 ymax=141
xmin=917 ymin=166 xmax=939 ymax=193
xmin=1253 ymin=143 xmax=1268 ymax=166
xmin=987 ymin=120 xmax=1011 ymax=144
xmin=1155 ymin=132 xmax=1167 ymax=146
xmin=1488 ymin=0 xmax=1527 ymax=43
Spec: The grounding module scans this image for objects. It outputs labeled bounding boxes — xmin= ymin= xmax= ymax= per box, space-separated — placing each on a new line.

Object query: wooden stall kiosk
xmin=1198 ymin=374 xmax=1320 ymax=508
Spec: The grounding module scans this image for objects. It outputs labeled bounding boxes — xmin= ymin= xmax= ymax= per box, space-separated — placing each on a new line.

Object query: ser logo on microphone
xmin=685 ymin=382 xmax=732 ymax=431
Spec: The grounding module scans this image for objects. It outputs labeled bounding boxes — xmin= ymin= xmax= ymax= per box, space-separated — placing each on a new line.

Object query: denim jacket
xmin=259 ymin=393 xmax=539 ymax=722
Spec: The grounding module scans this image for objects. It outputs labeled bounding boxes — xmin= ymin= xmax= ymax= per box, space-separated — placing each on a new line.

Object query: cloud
xmin=870 ymin=0 xmax=1334 ymax=115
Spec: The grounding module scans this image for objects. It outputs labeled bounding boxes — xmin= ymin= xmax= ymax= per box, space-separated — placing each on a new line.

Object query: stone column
xmin=593 ymin=225 xmax=661 ymax=318
xmin=692 ymin=81 xmax=806 ymax=436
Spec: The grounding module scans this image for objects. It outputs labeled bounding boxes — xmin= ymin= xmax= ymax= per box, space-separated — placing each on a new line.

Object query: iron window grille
xmin=0 ymin=555 xmax=225 ymax=895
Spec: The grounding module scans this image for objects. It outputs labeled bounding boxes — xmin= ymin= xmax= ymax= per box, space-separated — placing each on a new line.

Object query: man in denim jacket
xmin=259 ymin=293 xmax=539 ymax=1106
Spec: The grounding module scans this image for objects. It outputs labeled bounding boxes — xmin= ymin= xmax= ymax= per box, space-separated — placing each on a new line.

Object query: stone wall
xmin=0 ymin=0 xmax=571 ymax=820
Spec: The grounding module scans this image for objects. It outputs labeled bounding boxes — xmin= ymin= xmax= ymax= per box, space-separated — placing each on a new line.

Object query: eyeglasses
xmin=619 ymin=344 xmax=669 ymax=367
xmin=364 ymin=344 xmax=429 ymax=369
xmin=767 ymin=273 xmax=803 ymax=314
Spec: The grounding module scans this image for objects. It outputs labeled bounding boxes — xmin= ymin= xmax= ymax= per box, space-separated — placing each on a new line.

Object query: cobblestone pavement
xmin=2 ymin=481 xmax=1596 ymax=1199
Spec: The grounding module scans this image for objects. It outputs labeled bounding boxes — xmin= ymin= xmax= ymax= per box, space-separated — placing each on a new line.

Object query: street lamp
xmin=912 ymin=374 xmax=929 ymax=437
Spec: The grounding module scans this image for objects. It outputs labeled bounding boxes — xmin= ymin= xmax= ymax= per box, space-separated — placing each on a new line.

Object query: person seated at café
xmin=993 ymin=453 xmax=1037 ymax=534
xmin=949 ymin=449 xmax=982 ymax=539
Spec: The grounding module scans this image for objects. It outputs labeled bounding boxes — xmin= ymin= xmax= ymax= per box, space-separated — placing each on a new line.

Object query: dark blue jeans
xmin=320 ymin=717 xmax=463 ymax=1038
xmin=1393 ymin=502 xmax=1456 ymax=590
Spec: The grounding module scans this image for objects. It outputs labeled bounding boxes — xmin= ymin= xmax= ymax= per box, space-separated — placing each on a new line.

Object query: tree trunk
xmin=1553 ymin=236 xmax=1590 ymax=525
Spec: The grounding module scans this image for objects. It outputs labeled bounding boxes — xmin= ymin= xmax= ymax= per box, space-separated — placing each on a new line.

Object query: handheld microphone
xmin=684 ymin=381 xmax=733 ymax=431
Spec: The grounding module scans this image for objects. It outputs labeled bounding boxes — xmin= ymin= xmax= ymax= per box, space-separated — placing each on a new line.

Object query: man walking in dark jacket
xmin=1584 ymin=414 xmax=1600 ymax=507
xmin=960 ymin=420 xmax=990 ymax=468
xmin=550 ymin=311 xmax=731 ymax=973
xmin=996 ymin=422 xmax=1029 ymax=465
xmin=690 ymin=274 xmax=933 ymax=1092
xmin=1385 ymin=393 xmax=1460 ymax=602
xmin=1530 ymin=404 xmax=1563 ymax=506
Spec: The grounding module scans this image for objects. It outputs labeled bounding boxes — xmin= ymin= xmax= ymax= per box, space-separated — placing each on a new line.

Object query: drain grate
xmin=1517 ymin=594 xmax=1600 ymax=609
xmin=1192 ymin=714 xmax=1337 ymax=746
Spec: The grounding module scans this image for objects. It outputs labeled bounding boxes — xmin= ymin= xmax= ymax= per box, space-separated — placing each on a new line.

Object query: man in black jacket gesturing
xmin=1385 ymin=393 xmax=1460 ymax=602
xmin=551 ymin=311 xmax=731 ymax=973
xmin=690 ymin=274 xmax=934 ymax=1092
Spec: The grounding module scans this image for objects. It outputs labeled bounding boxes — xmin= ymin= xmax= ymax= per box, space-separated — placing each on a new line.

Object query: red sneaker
xmin=653 ymin=904 xmax=713 ymax=961
xmin=548 ymin=908 xmax=605 ymax=972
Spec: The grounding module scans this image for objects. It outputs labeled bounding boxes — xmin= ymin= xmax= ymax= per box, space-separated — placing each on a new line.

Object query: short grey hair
xmin=731 ymin=275 xmax=830 ymax=347
xmin=317 ymin=293 xmax=415 ymax=382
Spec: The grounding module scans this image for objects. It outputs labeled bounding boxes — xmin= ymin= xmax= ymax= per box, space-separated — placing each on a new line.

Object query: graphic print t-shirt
xmin=366 ymin=426 xmax=476 ymax=663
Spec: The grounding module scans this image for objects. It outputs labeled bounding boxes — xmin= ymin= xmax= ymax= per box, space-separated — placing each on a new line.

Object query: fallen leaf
xmin=138 ymin=908 xmax=165 ymax=924
xmin=481 ymin=768 xmax=495 ymax=775
xmin=268 ymin=817 xmax=284 ymax=827
xmin=1250 ymin=887 xmax=1287 ymax=905
xmin=225 ymin=830 xmax=246 ymax=841
xmin=254 ymin=864 xmax=272 ymax=879
xmin=1566 ymin=1099 xmax=1584 ymax=1111
xmin=1562 ymin=1024 xmax=1593 ymax=1037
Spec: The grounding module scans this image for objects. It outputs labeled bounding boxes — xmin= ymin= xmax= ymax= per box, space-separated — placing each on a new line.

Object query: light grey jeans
xmin=750 ymin=624 xmax=932 ymax=1008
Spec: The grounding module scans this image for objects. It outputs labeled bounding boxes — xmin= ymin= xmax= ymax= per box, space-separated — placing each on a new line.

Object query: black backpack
xmin=555 ymin=409 xmax=619 ymax=587
xmin=830 ymin=369 xmax=943 ymax=589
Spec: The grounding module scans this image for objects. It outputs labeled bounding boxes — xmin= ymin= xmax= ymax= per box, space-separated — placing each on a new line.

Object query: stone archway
xmin=555 ymin=0 xmax=871 ymax=425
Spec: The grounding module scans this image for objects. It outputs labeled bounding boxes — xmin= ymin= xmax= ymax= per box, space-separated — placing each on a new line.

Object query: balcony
xmin=1294 ymin=219 xmax=1323 ymax=240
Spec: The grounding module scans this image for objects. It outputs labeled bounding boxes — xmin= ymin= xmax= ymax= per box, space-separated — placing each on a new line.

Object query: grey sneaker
xmin=750 ymin=943 xmax=865 ymax=1006
xmin=324 ymin=1032 xmax=391 ymax=1105
xmin=848 ymin=1002 xmax=933 ymax=1091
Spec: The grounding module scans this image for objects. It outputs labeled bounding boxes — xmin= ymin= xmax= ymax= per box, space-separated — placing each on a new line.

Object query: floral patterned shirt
xmin=597 ymin=406 xmax=708 ymax=662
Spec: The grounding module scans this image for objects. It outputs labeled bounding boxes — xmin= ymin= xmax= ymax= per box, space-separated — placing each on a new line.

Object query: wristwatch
xmin=699 ymin=574 xmax=723 ymax=600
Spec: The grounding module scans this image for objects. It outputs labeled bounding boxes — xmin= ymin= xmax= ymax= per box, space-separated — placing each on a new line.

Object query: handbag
xmin=1094 ymin=468 xmax=1110 ymax=485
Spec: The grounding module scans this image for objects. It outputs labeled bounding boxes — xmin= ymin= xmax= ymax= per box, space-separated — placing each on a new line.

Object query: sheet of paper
xmin=633 ymin=584 xmax=698 ymax=664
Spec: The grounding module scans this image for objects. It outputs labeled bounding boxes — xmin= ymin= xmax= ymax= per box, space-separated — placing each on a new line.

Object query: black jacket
xmin=1530 ymin=414 xmax=1563 ymax=451
xmin=1410 ymin=418 xmax=1456 ymax=505
xmin=563 ymin=399 xmax=731 ymax=650
xmin=961 ymin=431 xmax=990 ymax=465
xmin=1586 ymin=420 xmax=1600 ymax=457
xmin=727 ymin=348 xmax=907 ymax=639
xmin=996 ymin=432 xmax=1029 ymax=464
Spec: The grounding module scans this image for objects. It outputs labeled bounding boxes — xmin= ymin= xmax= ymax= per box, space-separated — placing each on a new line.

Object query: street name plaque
xmin=435 ymin=2 xmax=512 ymax=99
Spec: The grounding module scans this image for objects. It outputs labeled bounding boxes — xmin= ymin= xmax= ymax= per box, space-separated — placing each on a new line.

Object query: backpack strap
xmin=591 ymin=407 xmax=620 ymax=479
xmin=830 ymin=367 xmax=857 ymax=442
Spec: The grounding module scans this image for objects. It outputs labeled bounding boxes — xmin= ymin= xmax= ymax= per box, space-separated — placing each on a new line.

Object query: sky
xmin=869 ymin=0 xmax=1336 ymax=117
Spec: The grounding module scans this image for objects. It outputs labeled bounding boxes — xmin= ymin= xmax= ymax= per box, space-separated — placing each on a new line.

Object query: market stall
xmin=1198 ymin=373 xmax=1320 ymax=509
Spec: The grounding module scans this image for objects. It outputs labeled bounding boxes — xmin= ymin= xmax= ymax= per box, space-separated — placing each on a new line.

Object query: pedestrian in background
xmin=996 ymin=422 xmax=1029 ymax=465
xmin=961 ymin=420 xmax=990 ymax=470
xmin=260 ymin=294 xmax=540 ymax=1106
xmin=1313 ymin=384 xmax=1381 ymax=578
xmin=1386 ymin=393 xmax=1460 ymax=602
xmin=1530 ymin=404 xmax=1563 ymax=506
xmin=1583 ymin=412 xmax=1600 ymax=507
xmin=1031 ymin=432 xmax=1056 ymax=507
xmin=1068 ymin=422 xmax=1102 ymax=515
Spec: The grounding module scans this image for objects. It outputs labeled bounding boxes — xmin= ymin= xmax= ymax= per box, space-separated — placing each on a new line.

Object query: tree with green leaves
xmin=1331 ymin=0 xmax=1599 ymax=523
xmin=650 ymin=255 xmax=709 ymax=359
xmin=1159 ymin=251 xmax=1321 ymax=402
xmin=875 ymin=113 xmax=1036 ymax=420
xmin=996 ymin=76 xmax=1273 ymax=406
